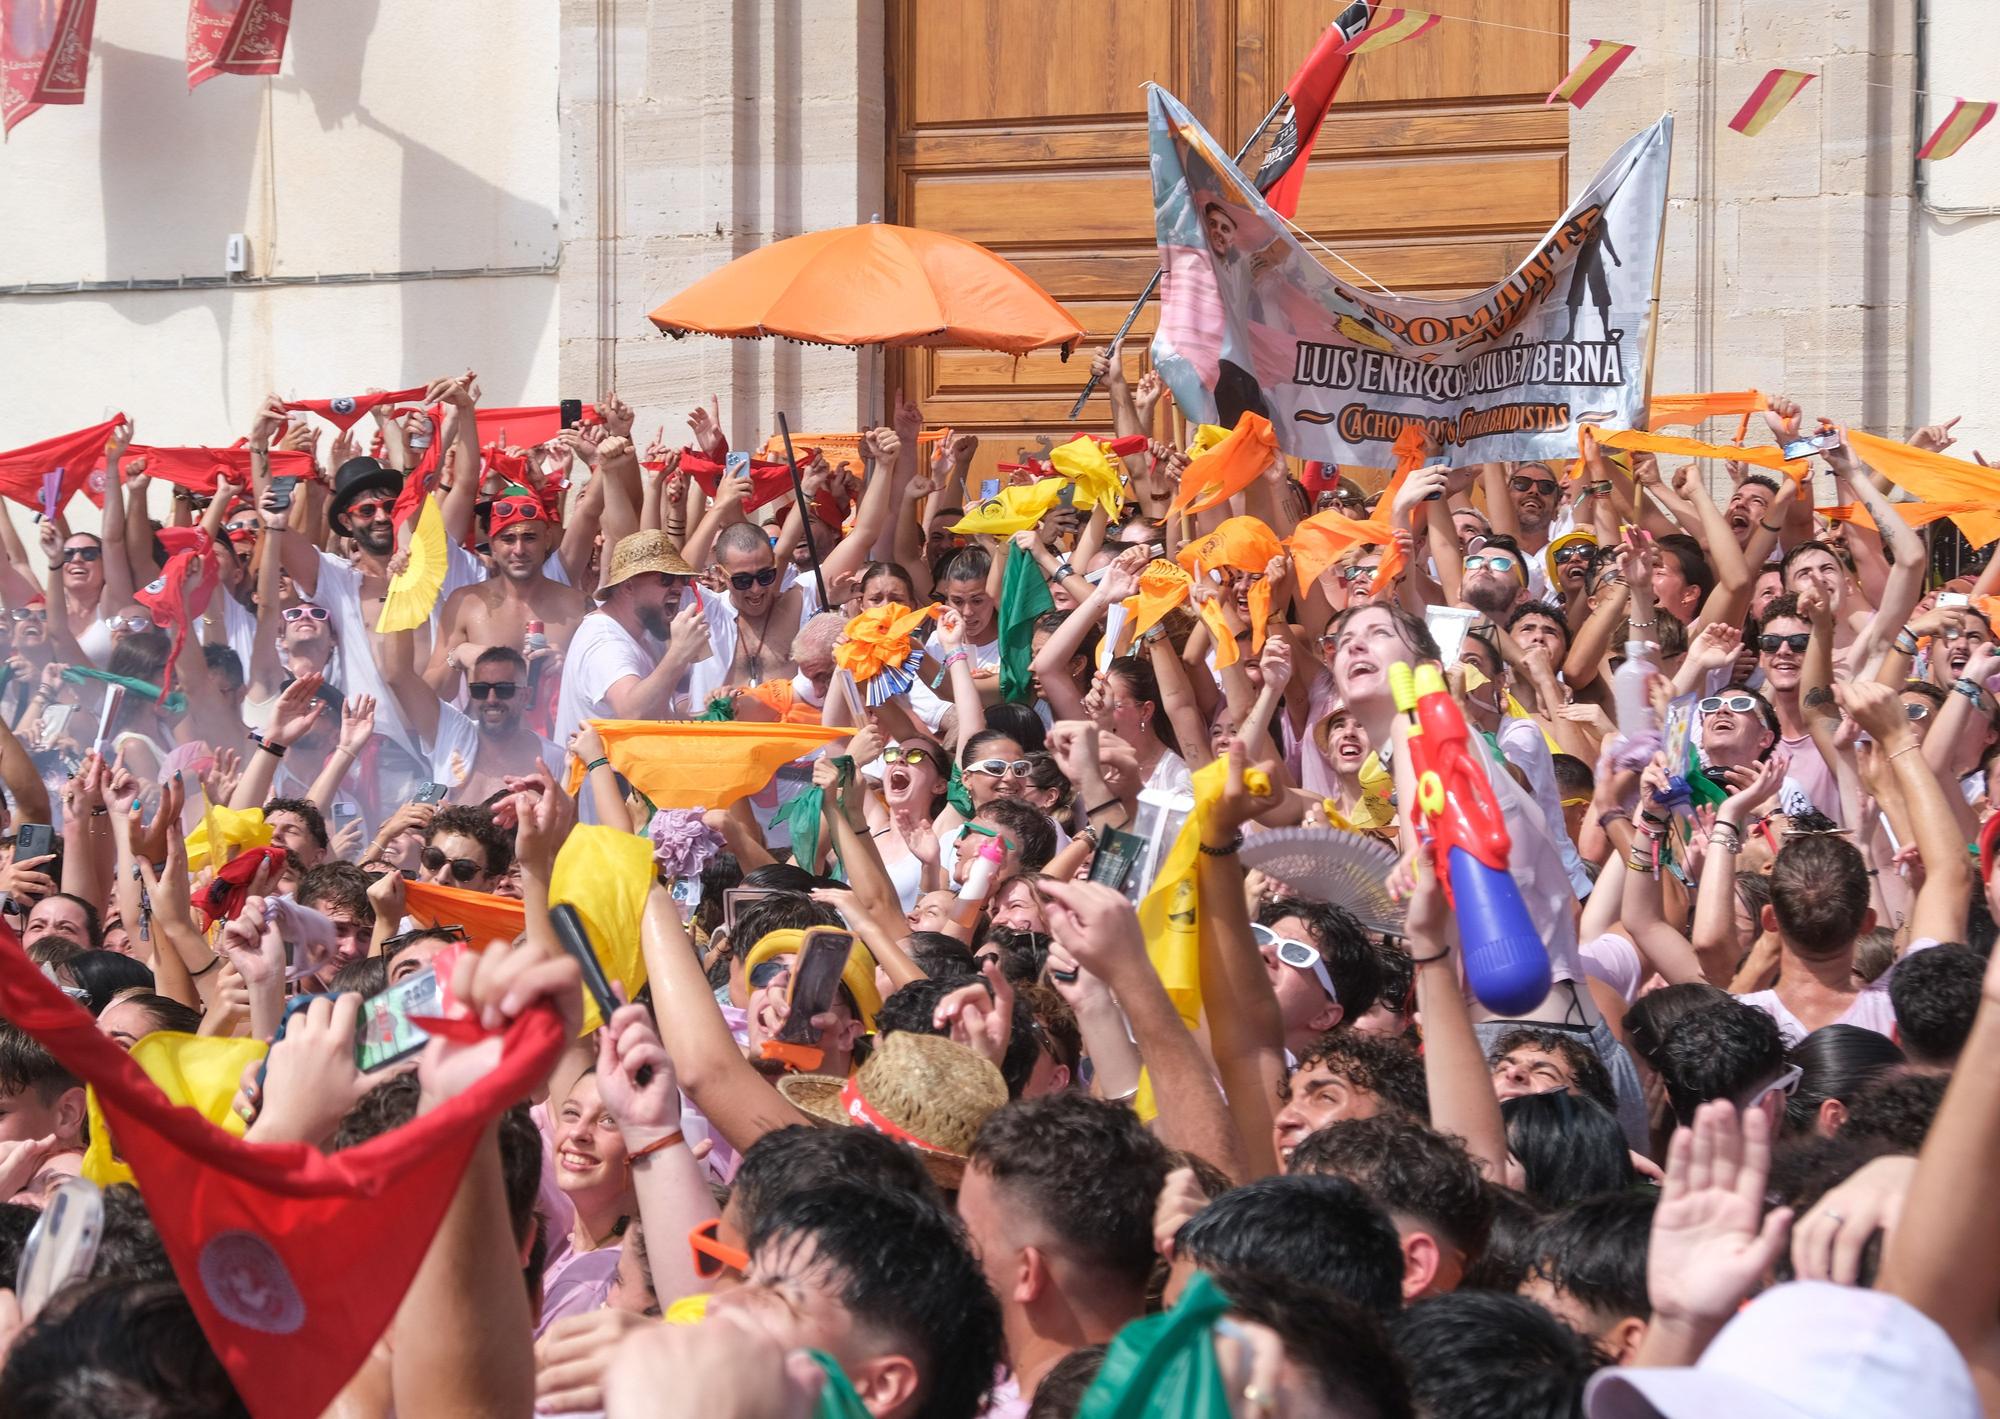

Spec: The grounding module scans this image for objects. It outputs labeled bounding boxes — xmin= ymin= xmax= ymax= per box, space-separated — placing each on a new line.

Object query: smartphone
xmin=16 ymin=1178 xmax=103 ymax=1322
xmin=267 ymin=475 xmax=300 ymax=512
xmin=413 ymin=781 xmax=448 ymax=806
xmin=560 ymin=399 xmax=584 ymax=431
xmin=331 ymin=801 xmax=364 ymax=838
xmin=38 ymin=704 xmax=72 ymax=744
xmin=354 ymin=967 xmax=441 ymax=1072
xmin=723 ymin=886 xmax=781 ymax=944
xmin=14 ymin=822 xmax=57 ymax=871
xmin=762 ymin=928 xmax=853 ymax=1070
xmin=1088 ymin=827 xmax=1145 ymax=897
xmin=1939 ymin=592 xmax=1971 ymax=609
xmin=1780 ymin=432 xmax=1842 ymax=460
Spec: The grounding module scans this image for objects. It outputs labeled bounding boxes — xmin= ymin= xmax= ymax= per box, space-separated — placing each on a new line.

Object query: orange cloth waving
xmin=1846 ymin=431 xmax=2000 ymax=548
xmin=403 ymin=880 xmax=526 ymax=950
xmin=587 ymin=720 xmax=850 ymax=810
xmin=1818 ymin=501 xmax=1989 ymax=532
xmin=1647 ymin=390 xmax=1768 ymax=434
xmin=1975 ymin=596 xmax=2000 ymax=642
xmin=1178 ymin=516 xmax=1283 ymax=669
xmin=1121 ymin=560 xmax=1194 ymax=638
xmin=1594 ymin=428 xmax=1807 ymax=481
xmin=1288 ymin=426 xmax=1425 ymax=594
xmin=1169 ymin=411 xmax=1280 ymax=517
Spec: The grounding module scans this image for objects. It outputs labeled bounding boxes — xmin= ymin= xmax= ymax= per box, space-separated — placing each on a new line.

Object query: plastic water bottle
xmin=952 ymin=838 xmax=1006 ymax=931
xmin=1613 ymin=638 xmax=1655 ymax=736
xmin=524 ymin=620 xmax=548 ymax=653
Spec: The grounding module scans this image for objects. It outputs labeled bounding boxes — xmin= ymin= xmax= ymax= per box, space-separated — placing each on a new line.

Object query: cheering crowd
xmin=0 ymin=352 xmax=1993 ymax=1419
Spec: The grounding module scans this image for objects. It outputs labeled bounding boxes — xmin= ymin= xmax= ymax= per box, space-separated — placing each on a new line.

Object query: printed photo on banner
xmin=1146 ymin=84 xmax=1674 ymax=468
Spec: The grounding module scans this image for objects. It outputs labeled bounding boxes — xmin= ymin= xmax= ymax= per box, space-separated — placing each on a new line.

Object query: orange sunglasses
xmin=689 ymin=1218 xmax=750 ymax=1282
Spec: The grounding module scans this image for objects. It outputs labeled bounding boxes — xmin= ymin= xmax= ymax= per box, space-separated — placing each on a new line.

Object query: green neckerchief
xmin=1078 ymin=1271 xmax=1232 ymax=1419
xmin=773 ymin=755 xmax=855 ymax=872
xmin=697 ymin=693 xmax=737 ymax=722
xmin=806 ymin=1350 xmax=871 ymax=1419
xmin=62 ymin=665 xmax=187 ymax=717
xmin=945 ymin=760 xmax=975 ymax=818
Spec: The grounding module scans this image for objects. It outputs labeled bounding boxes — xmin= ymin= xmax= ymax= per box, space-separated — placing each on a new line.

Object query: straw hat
xmin=778 ymin=1030 xmax=1008 ymax=1188
xmin=599 ymin=529 xmax=696 ymax=593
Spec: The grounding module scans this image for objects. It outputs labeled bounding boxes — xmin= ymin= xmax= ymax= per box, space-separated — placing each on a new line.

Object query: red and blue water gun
xmin=1390 ymin=661 xmax=1552 ymax=1016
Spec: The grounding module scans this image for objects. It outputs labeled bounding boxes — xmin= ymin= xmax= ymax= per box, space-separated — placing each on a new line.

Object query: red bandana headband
xmin=839 ymin=1077 xmax=942 ymax=1153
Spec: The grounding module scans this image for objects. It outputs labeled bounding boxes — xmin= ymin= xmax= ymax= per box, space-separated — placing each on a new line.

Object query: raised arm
xmin=1840 ymin=680 xmax=1971 ymax=947
xmin=1691 ymin=757 xmax=1785 ymax=986
xmin=1032 ymin=553 xmax=1142 ymax=722
xmin=1835 ymin=438 xmax=1925 ymax=673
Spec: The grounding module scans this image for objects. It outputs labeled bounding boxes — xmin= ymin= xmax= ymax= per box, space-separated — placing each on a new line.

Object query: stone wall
xmin=556 ymin=0 xmax=886 ymax=450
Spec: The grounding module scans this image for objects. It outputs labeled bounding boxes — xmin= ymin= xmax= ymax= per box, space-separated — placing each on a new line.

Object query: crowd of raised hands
xmin=0 ymin=352 xmax=1990 ymax=1419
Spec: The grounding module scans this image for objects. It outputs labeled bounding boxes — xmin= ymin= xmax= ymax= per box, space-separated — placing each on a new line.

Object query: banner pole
xmin=776 ymin=412 xmax=830 ymax=609
xmin=1634 ymin=119 xmax=1675 ymax=523
xmin=1068 ymin=90 xmax=1295 ymax=420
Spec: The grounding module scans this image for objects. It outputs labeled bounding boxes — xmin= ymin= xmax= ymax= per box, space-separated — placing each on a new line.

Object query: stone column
xmin=558 ymin=0 xmax=886 ymax=447
xmin=1569 ymin=0 xmax=1916 ymax=438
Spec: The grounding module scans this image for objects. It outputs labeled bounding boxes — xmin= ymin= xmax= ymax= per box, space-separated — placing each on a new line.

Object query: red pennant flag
xmin=0 ymin=921 xmax=563 ymax=1419
xmin=1729 ymin=68 xmax=1816 ymax=137
xmin=1547 ymin=40 xmax=1636 ymax=109
xmin=114 ymin=446 xmax=313 ymax=502
xmin=1 ymin=0 xmax=99 ymax=135
xmin=1253 ymin=6 xmax=1371 ymax=220
xmin=186 ymin=0 xmax=293 ymax=89
xmin=1917 ymin=98 xmax=1997 ymax=162
xmin=134 ymin=528 xmax=220 ymax=689
xmin=0 ymin=414 xmax=122 ymax=516
xmin=678 ymin=451 xmax=806 ymax=514
xmin=284 ymin=387 xmax=431 ymax=432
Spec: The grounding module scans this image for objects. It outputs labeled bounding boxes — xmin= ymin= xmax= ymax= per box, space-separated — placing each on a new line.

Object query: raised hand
xmin=1646 ymin=1100 xmax=1793 ymax=1332
xmin=265 ymin=671 xmax=327 ymax=748
xmin=245 ymin=994 xmax=374 ymax=1145
xmin=338 ymin=695 xmax=377 ymax=756
xmin=422 ymin=935 xmax=584 ymax=1109
xmin=932 ymin=961 xmax=1015 ymax=1068
xmin=1763 ymin=395 xmax=1804 ymax=443
xmin=1909 ymin=415 xmax=1960 ymax=454
xmin=1038 ymin=879 xmax=1148 ymax=982
xmin=599 ymin=391 xmax=636 ymax=439
xmin=594 ymin=1000 xmax=681 ymax=1143
xmin=687 ymin=397 xmax=726 ymax=461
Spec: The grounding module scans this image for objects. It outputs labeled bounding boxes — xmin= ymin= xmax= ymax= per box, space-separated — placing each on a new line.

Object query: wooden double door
xmin=885 ymin=0 xmax=1571 ymax=481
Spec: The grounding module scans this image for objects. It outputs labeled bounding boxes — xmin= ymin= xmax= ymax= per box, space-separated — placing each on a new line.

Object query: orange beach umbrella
xmin=648 ymin=222 xmax=1083 ymax=356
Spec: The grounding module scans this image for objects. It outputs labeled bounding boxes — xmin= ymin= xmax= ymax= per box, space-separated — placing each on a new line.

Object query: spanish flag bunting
xmin=584 ymin=719 xmax=850 ymax=809
xmin=950 ymin=478 xmax=1066 ymax=536
xmin=1547 ymin=40 xmax=1636 ymax=109
xmin=1844 ymin=431 xmax=2000 ymax=547
xmin=1338 ymin=7 xmax=1441 ymax=56
xmin=1169 ymin=411 xmax=1280 ymax=517
xmin=549 ymin=824 xmax=657 ymax=1034
xmin=1593 ymin=427 xmax=1808 ymax=480
xmin=1918 ymin=99 xmax=1997 ymax=162
xmin=82 ymin=1033 xmax=269 ymax=1188
xmin=1729 ymin=68 xmax=1816 ymax=137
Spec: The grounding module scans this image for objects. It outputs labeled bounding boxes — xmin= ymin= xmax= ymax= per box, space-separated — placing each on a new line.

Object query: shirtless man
xmin=423 ymin=484 xmax=589 ymax=703
xmin=688 ymin=520 xmax=807 ymax=705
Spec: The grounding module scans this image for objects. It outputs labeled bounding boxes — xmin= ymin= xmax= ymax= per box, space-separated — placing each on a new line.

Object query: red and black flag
xmin=1252 ymin=2 xmax=1375 ymax=219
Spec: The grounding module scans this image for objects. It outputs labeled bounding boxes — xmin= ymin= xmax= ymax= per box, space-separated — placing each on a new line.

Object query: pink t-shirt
xmin=1738 ymin=939 xmax=1939 ymax=1045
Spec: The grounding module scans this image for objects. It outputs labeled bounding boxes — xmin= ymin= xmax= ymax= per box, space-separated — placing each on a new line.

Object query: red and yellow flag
xmin=1918 ymin=99 xmax=1997 ymax=162
xmin=1338 ymin=8 xmax=1440 ymax=56
xmin=1547 ymin=41 xmax=1636 ymax=109
xmin=1729 ymin=69 xmax=1816 ymax=137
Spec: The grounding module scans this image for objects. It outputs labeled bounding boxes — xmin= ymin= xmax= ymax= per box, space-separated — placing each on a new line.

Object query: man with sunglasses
xmin=426 ymin=483 xmax=589 ymax=705
xmin=686 ymin=521 xmax=808 ymax=710
xmin=419 ymin=804 xmax=510 ymax=892
xmin=1254 ymin=898 xmax=1380 ymax=1063
xmin=401 ymin=645 xmax=565 ymax=806
xmin=1501 ymin=462 xmax=1562 ymax=566
xmin=1459 ymin=533 xmax=1531 ymax=621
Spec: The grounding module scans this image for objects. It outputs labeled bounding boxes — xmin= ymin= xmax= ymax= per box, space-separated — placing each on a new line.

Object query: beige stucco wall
xmin=555 ymin=0 xmax=885 ymax=452
xmin=0 ymin=0 xmax=559 ymax=475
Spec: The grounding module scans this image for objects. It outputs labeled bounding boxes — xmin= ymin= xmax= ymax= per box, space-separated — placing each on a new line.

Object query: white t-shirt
xmin=1496 ymin=715 xmax=1592 ymax=897
xmin=428 ymin=701 xmax=565 ymax=792
xmin=75 ymin=616 xmax=115 ymax=668
xmin=554 ymin=612 xmax=657 ymax=749
xmin=313 ymin=551 xmax=419 ymax=758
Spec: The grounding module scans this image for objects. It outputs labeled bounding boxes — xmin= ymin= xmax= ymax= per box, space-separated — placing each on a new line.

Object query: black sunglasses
xmin=60 ymin=546 xmax=103 ymax=565
xmin=381 ymin=924 xmax=469 ymax=952
xmin=1510 ymin=476 xmax=1559 ymax=498
xmin=420 ymin=846 xmax=484 ymax=882
xmin=729 ymin=567 xmax=779 ymax=591
xmin=467 ymin=682 xmax=519 ymax=701
xmin=1758 ymin=632 xmax=1811 ymax=654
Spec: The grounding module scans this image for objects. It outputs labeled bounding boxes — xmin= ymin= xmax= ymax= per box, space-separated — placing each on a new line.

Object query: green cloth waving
xmin=997 ymin=545 xmax=1055 ymax=702
xmin=1078 ymin=1271 xmax=1233 ymax=1419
